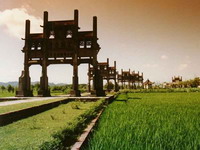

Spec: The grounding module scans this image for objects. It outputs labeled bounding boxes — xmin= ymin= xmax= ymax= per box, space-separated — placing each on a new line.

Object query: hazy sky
xmin=0 ymin=0 xmax=200 ymax=84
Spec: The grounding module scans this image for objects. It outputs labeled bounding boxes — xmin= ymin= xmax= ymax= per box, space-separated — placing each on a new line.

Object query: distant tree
xmin=61 ymin=85 xmax=68 ymax=92
xmin=31 ymin=85 xmax=34 ymax=90
xmin=104 ymin=81 xmax=114 ymax=91
xmin=15 ymin=87 xmax=18 ymax=92
xmin=51 ymin=86 xmax=60 ymax=91
xmin=1 ymin=85 xmax=6 ymax=92
xmin=7 ymin=84 xmax=14 ymax=93
xmin=79 ymin=84 xmax=87 ymax=93
xmin=33 ymin=83 xmax=40 ymax=91
xmin=178 ymin=77 xmax=200 ymax=88
xmin=191 ymin=77 xmax=200 ymax=88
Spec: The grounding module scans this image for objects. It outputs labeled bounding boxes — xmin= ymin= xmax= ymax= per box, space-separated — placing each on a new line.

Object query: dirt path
xmin=0 ymin=97 xmax=65 ymax=106
xmin=0 ymin=92 xmax=101 ymax=106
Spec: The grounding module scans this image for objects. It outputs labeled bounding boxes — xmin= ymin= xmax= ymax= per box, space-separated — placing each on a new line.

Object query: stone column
xmin=91 ymin=16 xmax=105 ymax=96
xmin=128 ymin=69 xmax=131 ymax=89
xmin=70 ymin=54 xmax=81 ymax=96
xmin=107 ymin=79 xmax=110 ymax=91
xmin=38 ymin=11 xmax=50 ymax=97
xmin=88 ymin=63 xmax=91 ymax=92
xmin=16 ymin=20 xmax=33 ymax=97
xmin=38 ymin=60 xmax=50 ymax=96
xmin=92 ymin=57 xmax=105 ymax=96
xmin=114 ymin=61 xmax=118 ymax=92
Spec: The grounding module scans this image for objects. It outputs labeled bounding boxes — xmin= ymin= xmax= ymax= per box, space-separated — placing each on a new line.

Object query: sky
xmin=0 ymin=0 xmax=200 ymax=84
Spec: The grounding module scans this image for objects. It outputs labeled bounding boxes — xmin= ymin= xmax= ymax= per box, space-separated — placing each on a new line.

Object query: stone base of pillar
xmin=88 ymin=85 xmax=91 ymax=93
xmin=37 ymin=89 xmax=51 ymax=97
xmin=38 ymin=75 xmax=50 ymax=97
xmin=91 ymin=89 xmax=105 ymax=97
xmin=16 ymin=90 xmax=33 ymax=97
xmin=16 ymin=71 xmax=33 ymax=97
xmin=114 ymin=88 xmax=119 ymax=92
xmin=70 ymin=90 xmax=81 ymax=97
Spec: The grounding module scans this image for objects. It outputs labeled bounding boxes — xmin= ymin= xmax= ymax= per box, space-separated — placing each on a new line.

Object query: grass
xmin=0 ymin=91 xmax=15 ymax=97
xmin=33 ymin=90 xmax=66 ymax=96
xmin=84 ymin=92 xmax=200 ymax=150
xmin=51 ymin=91 xmax=66 ymax=96
xmin=0 ymin=90 xmax=67 ymax=98
xmin=0 ymin=98 xmax=67 ymax=114
xmin=0 ymin=99 xmax=105 ymax=150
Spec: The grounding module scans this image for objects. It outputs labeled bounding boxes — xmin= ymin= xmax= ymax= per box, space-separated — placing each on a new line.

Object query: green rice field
xmin=84 ymin=92 xmax=200 ymax=150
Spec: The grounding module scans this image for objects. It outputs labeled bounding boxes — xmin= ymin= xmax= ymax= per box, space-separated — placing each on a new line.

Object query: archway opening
xmin=29 ymin=65 xmax=42 ymax=96
xmin=48 ymin=64 xmax=73 ymax=96
xmin=78 ymin=64 xmax=89 ymax=94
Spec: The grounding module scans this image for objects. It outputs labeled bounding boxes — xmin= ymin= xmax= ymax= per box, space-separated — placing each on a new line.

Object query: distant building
xmin=143 ymin=79 xmax=154 ymax=89
xmin=162 ymin=82 xmax=171 ymax=89
xmin=172 ymin=76 xmax=183 ymax=88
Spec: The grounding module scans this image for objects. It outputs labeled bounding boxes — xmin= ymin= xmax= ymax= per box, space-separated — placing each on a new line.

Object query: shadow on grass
xmin=115 ymin=99 xmax=128 ymax=102
xmin=116 ymin=97 xmax=141 ymax=102
xmin=127 ymin=97 xmax=141 ymax=100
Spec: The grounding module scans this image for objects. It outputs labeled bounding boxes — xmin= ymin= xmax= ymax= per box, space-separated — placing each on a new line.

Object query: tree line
xmin=0 ymin=85 xmax=15 ymax=93
xmin=0 ymin=83 xmax=88 ymax=94
xmin=179 ymin=77 xmax=200 ymax=88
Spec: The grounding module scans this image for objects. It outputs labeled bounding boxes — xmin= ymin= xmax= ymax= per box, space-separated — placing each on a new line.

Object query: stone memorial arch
xmin=117 ymin=69 xmax=144 ymax=89
xmin=16 ymin=10 xmax=105 ymax=97
xmin=88 ymin=58 xmax=118 ymax=92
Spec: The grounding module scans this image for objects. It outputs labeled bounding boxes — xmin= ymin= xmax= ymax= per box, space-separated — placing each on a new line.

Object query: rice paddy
xmin=84 ymin=92 xmax=200 ymax=150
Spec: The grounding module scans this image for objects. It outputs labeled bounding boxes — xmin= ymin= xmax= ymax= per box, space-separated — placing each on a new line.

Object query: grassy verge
xmin=33 ymin=90 xmax=66 ymax=96
xmin=0 ymin=98 xmax=67 ymax=114
xmin=51 ymin=91 xmax=66 ymax=96
xmin=0 ymin=99 xmax=105 ymax=150
xmin=0 ymin=90 xmax=67 ymax=98
xmin=84 ymin=92 xmax=200 ymax=150
xmin=0 ymin=91 xmax=15 ymax=97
